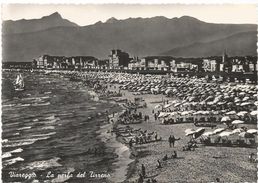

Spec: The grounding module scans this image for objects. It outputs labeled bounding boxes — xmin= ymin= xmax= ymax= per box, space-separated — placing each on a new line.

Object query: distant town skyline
xmin=2 ymin=4 xmax=257 ymax=26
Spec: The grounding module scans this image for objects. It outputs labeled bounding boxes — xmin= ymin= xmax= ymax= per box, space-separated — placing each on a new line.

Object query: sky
xmin=1 ymin=4 xmax=257 ymax=26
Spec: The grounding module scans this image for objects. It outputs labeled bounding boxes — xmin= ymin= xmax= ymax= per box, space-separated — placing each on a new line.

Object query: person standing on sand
xmin=141 ymin=164 xmax=146 ymax=178
xmin=156 ymin=159 xmax=162 ymax=168
xmin=137 ymin=173 xmax=144 ymax=183
xmin=169 ymin=135 xmax=180 ymax=147
xmin=154 ymin=113 xmax=158 ymax=121
xmin=168 ymin=135 xmax=173 ymax=147
xmin=129 ymin=139 xmax=133 ymax=148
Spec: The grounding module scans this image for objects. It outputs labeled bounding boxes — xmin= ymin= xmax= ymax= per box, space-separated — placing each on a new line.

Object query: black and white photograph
xmin=1 ymin=3 xmax=257 ymax=183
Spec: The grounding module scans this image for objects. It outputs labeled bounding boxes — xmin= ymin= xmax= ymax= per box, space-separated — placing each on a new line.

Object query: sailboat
xmin=14 ymin=74 xmax=25 ymax=91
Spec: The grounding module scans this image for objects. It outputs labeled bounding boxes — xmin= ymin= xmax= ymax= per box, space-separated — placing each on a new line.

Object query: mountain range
xmin=2 ymin=12 xmax=257 ymax=62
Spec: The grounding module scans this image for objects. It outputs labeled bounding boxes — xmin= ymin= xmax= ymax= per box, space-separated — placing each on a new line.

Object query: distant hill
xmin=2 ymin=13 xmax=257 ymax=62
xmin=160 ymin=31 xmax=257 ymax=57
xmin=2 ymin=12 xmax=78 ymax=35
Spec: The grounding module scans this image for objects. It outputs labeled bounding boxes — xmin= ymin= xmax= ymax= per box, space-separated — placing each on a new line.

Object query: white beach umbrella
xmin=185 ymin=129 xmax=196 ymax=136
xmin=232 ymin=120 xmax=244 ymax=124
xmin=236 ymin=111 xmax=248 ymax=116
xmin=165 ymin=89 xmax=173 ymax=95
xmin=164 ymin=103 xmax=173 ymax=108
xmin=240 ymin=102 xmax=252 ymax=106
xmin=221 ymin=116 xmax=231 ymax=122
xmin=235 ymin=99 xmax=241 ymax=103
xmin=226 ymin=111 xmax=236 ymax=115
xmin=232 ymin=128 xmax=244 ymax=134
xmin=181 ymin=111 xmax=190 ymax=116
xmin=247 ymin=129 xmax=258 ymax=134
xmin=213 ymin=128 xmax=226 ymax=134
xmin=174 ymin=103 xmax=181 ymax=107
xmin=202 ymin=132 xmax=214 ymax=137
xmin=219 ymin=131 xmax=233 ymax=137
xmin=242 ymin=97 xmax=250 ymax=101
xmin=239 ymin=92 xmax=246 ymax=96
xmin=250 ymin=111 xmax=258 ymax=116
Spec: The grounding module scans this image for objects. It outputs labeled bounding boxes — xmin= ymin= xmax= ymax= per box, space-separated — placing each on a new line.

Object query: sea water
xmin=2 ymin=71 xmax=124 ymax=183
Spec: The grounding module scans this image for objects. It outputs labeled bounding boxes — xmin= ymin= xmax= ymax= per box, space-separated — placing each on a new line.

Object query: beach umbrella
xmin=250 ymin=111 xmax=258 ymax=116
xmin=221 ymin=116 xmax=231 ymax=122
xmin=218 ymin=101 xmax=226 ymax=105
xmin=242 ymin=97 xmax=250 ymax=101
xmin=234 ymin=98 xmax=241 ymax=103
xmin=169 ymin=112 xmax=178 ymax=117
xmin=240 ymin=102 xmax=252 ymax=106
xmin=239 ymin=132 xmax=254 ymax=138
xmin=174 ymin=103 xmax=181 ymax=107
xmin=232 ymin=120 xmax=244 ymax=125
xmin=226 ymin=111 xmax=236 ymax=115
xmin=164 ymin=103 xmax=173 ymax=108
xmin=165 ymin=89 xmax=173 ymax=95
xmin=185 ymin=129 xmax=196 ymax=136
xmin=158 ymin=112 xmax=169 ymax=118
xmin=181 ymin=111 xmax=190 ymax=116
xmin=232 ymin=128 xmax=244 ymax=134
xmin=236 ymin=111 xmax=248 ymax=116
xmin=219 ymin=131 xmax=233 ymax=137
xmin=239 ymin=92 xmax=246 ymax=96
xmin=213 ymin=128 xmax=226 ymax=134
xmin=247 ymin=129 xmax=258 ymax=134
xmin=202 ymin=131 xmax=214 ymax=137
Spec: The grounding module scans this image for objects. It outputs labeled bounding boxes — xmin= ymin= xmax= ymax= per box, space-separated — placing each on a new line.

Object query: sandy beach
xmin=107 ymin=84 xmax=257 ymax=183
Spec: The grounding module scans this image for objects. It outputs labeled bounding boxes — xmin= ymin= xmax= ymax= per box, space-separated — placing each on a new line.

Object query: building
xmin=108 ymin=49 xmax=130 ymax=69
xmin=203 ymin=59 xmax=217 ymax=72
xmin=128 ymin=57 xmax=141 ymax=70
xmin=34 ymin=55 xmax=97 ymax=70
xmin=128 ymin=56 xmax=199 ymax=72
